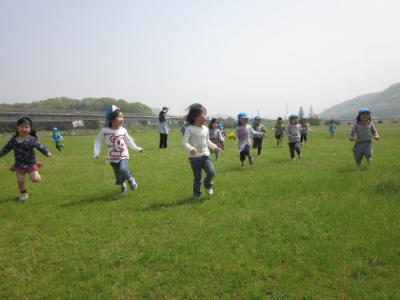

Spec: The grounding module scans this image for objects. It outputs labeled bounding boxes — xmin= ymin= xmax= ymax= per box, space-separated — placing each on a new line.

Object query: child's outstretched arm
xmin=371 ymin=124 xmax=380 ymax=140
xmin=0 ymin=140 xmax=13 ymax=158
xmin=348 ymin=125 xmax=356 ymax=141
xmin=125 ymin=133 xmax=143 ymax=153
xmin=32 ymin=138 xmax=52 ymax=157
xmin=94 ymin=129 xmax=105 ymax=158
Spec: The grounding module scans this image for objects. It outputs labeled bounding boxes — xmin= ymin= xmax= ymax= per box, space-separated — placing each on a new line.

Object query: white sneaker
xmin=120 ymin=183 xmax=128 ymax=194
xmin=19 ymin=192 xmax=29 ymax=201
xmin=206 ymin=188 xmax=214 ymax=197
xmin=194 ymin=195 xmax=201 ymax=200
xmin=127 ymin=177 xmax=138 ymax=190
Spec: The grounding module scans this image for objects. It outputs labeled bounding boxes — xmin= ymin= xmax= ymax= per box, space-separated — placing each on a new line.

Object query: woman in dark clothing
xmin=159 ymin=106 xmax=169 ymax=148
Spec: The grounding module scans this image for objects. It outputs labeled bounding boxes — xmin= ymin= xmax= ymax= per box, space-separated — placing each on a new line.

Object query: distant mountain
xmin=319 ymin=83 xmax=400 ymax=120
xmin=0 ymin=97 xmax=154 ymax=115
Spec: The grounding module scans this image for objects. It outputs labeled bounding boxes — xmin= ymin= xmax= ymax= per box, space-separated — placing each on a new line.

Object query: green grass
xmin=0 ymin=124 xmax=399 ymax=299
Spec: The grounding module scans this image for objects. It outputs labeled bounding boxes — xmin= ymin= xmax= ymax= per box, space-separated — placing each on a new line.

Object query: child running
xmin=236 ymin=112 xmax=265 ymax=167
xmin=300 ymin=117 xmax=311 ymax=146
xmin=94 ymin=105 xmax=144 ymax=194
xmin=349 ymin=108 xmax=379 ymax=168
xmin=252 ymin=116 xmax=267 ymax=155
xmin=52 ymin=127 xmax=64 ymax=151
xmin=287 ymin=114 xmax=302 ymax=160
xmin=0 ymin=117 xmax=52 ymax=201
xmin=183 ymin=103 xmax=221 ymax=200
xmin=328 ymin=119 xmax=337 ymax=138
xmin=273 ymin=117 xmax=286 ymax=148
xmin=208 ymin=118 xmax=224 ymax=160
xmin=217 ymin=123 xmax=226 ymax=150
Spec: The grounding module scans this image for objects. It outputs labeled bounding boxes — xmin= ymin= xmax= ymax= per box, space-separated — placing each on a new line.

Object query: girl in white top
xmin=183 ymin=103 xmax=221 ymax=200
xmin=94 ymin=105 xmax=143 ymax=194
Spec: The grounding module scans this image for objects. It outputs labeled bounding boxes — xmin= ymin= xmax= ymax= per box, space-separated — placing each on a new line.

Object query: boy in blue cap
xmin=236 ymin=112 xmax=265 ymax=167
xmin=52 ymin=128 xmax=64 ymax=151
xmin=349 ymin=108 xmax=379 ymax=168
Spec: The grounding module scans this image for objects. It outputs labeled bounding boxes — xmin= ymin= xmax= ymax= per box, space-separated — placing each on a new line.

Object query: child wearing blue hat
xmin=94 ymin=105 xmax=144 ymax=194
xmin=52 ymin=128 xmax=64 ymax=151
xmin=349 ymin=108 xmax=379 ymax=168
xmin=236 ymin=112 xmax=265 ymax=167
xmin=208 ymin=118 xmax=224 ymax=160
xmin=328 ymin=119 xmax=337 ymax=138
xmin=287 ymin=114 xmax=302 ymax=160
xmin=299 ymin=117 xmax=311 ymax=147
xmin=252 ymin=116 xmax=267 ymax=155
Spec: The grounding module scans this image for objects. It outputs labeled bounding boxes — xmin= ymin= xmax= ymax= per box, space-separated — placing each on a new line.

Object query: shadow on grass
xmin=376 ymin=180 xmax=400 ymax=195
xmin=59 ymin=192 xmax=123 ymax=208
xmin=142 ymin=197 xmax=204 ymax=212
xmin=0 ymin=196 xmax=21 ymax=204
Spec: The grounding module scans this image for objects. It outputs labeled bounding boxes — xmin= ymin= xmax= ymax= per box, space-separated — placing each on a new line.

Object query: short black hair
xmin=185 ymin=103 xmax=207 ymax=125
xmin=277 ymin=117 xmax=283 ymax=121
xmin=108 ymin=109 xmax=122 ymax=128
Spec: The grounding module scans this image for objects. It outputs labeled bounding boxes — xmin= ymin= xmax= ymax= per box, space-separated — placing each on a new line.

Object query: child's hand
xmin=349 ymin=137 xmax=355 ymax=142
xmin=215 ymin=147 xmax=222 ymax=153
xmin=374 ymin=136 xmax=380 ymax=141
xmin=190 ymin=148 xmax=198 ymax=156
xmin=47 ymin=152 xmax=52 ymax=158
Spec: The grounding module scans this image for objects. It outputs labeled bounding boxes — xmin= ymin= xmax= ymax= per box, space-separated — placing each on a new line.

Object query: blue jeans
xmin=189 ymin=156 xmax=216 ymax=197
xmin=289 ymin=141 xmax=301 ymax=158
xmin=110 ymin=159 xmax=132 ymax=185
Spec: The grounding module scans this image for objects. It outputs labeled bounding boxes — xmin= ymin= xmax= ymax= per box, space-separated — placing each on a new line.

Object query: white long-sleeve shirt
xmin=183 ymin=125 xmax=217 ymax=158
xmin=94 ymin=127 xmax=142 ymax=162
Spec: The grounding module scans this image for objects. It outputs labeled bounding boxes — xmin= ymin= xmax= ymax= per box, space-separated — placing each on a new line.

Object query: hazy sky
xmin=1 ymin=0 xmax=399 ymax=117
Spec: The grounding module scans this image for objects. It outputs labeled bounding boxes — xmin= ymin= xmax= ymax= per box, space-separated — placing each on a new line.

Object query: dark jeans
xmin=253 ymin=137 xmax=263 ymax=155
xmin=110 ymin=159 xmax=132 ymax=185
xmin=288 ymin=141 xmax=301 ymax=158
xmin=159 ymin=133 xmax=168 ymax=148
xmin=240 ymin=144 xmax=253 ymax=162
xmin=189 ymin=156 xmax=216 ymax=197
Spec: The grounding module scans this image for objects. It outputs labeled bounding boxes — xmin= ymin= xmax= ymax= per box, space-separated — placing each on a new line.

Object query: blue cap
xmin=217 ymin=123 xmax=224 ymax=129
xmin=105 ymin=105 xmax=120 ymax=126
xmin=238 ymin=112 xmax=249 ymax=119
xmin=289 ymin=113 xmax=298 ymax=120
xmin=254 ymin=115 xmax=262 ymax=120
xmin=358 ymin=108 xmax=370 ymax=114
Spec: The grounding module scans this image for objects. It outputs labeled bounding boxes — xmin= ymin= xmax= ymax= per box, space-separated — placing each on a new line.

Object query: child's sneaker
xmin=206 ymin=188 xmax=214 ymax=197
xmin=249 ymin=157 xmax=254 ymax=165
xmin=19 ymin=192 xmax=29 ymax=202
xmin=194 ymin=194 xmax=201 ymax=201
xmin=127 ymin=177 xmax=138 ymax=190
xmin=120 ymin=183 xmax=128 ymax=194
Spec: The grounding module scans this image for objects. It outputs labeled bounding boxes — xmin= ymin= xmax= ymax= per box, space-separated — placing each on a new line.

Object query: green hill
xmin=0 ymin=97 xmax=154 ymax=115
xmin=319 ymin=82 xmax=400 ymax=120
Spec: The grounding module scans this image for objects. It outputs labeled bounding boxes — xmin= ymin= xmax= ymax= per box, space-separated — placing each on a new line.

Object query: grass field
xmin=0 ymin=124 xmax=399 ymax=299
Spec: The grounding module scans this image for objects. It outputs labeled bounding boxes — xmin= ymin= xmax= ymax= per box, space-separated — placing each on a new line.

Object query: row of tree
xmin=0 ymin=97 xmax=153 ymax=115
xmin=298 ymin=105 xmax=321 ymax=126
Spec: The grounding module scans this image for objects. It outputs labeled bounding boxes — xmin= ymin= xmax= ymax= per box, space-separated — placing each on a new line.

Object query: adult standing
xmin=158 ymin=106 xmax=169 ymax=148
